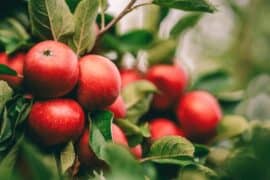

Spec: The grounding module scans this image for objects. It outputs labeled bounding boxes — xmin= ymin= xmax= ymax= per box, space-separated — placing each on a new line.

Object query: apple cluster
xmin=0 ymin=40 xmax=222 ymax=167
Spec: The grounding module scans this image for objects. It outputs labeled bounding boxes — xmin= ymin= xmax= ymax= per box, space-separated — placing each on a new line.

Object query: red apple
xmin=112 ymin=123 xmax=128 ymax=146
xmin=146 ymin=65 xmax=187 ymax=110
xmin=0 ymin=53 xmax=25 ymax=87
xmin=28 ymin=99 xmax=85 ymax=146
xmin=176 ymin=91 xmax=222 ymax=140
xmin=24 ymin=41 xmax=79 ymax=98
xmin=77 ymin=55 xmax=121 ymax=111
xmin=107 ymin=96 xmax=126 ymax=119
xmin=149 ymin=118 xmax=185 ymax=141
xmin=130 ymin=144 xmax=142 ymax=159
xmin=120 ymin=69 xmax=142 ymax=88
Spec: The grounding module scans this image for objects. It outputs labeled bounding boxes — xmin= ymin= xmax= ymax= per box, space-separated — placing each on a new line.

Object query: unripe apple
xmin=77 ymin=55 xmax=121 ymax=110
xmin=149 ymin=118 xmax=184 ymax=141
xmin=176 ymin=91 xmax=222 ymax=140
xmin=0 ymin=53 xmax=25 ymax=87
xmin=107 ymin=96 xmax=126 ymax=119
xmin=24 ymin=41 xmax=79 ymax=98
xmin=120 ymin=69 xmax=142 ymax=88
xmin=130 ymin=144 xmax=142 ymax=159
xmin=146 ymin=65 xmax=187 ymax=110
xmin=28 ymin=99 xmax=85 ymax=146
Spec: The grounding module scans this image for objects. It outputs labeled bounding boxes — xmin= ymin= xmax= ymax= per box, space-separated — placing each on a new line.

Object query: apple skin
xmin=130 ymin=144 xmax=142 ymax=159
xmin=149 ymin=118 xmax=185 ymax=141
xmin=120 ymin=69 xmax=142 ymax=88
xmin=146 ymin=65 xmax=187 ymax=110
xmin=28 ymin=99 xmax=85 ymax=146
xmin=107 ymin=96 xmax=126 ymax=119
xmin=77 ymin=55 xmax=121 ymax=111
xmin=24 ymin=41 xmax=79 ymax=98
xmin=176 ymin=91 xmax=222 ymax=140
xmin=0 ymin=53 xmax=25 ymax=87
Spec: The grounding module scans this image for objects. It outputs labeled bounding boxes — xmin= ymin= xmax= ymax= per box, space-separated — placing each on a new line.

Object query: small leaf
xmin=89 ymin=110 xmax=113 ymax=158
xmin=170 ymin=13 xmax=202 ymax=37
xmin=100 ymin=143 xmax=145 ymax=180
xmin=194 ymin=144 xmax=209 ymax=158
xmin=153 ymin=0 xmax=216 ymax=13
xmin=122 ymin=80 xmax=157 ymax=124
xmin=68 ymin=0 xmax=99 ymax=55
xmin=147 ymin=39 xmax=177 ymax=65
xmin=179 ymin=164 xmax=218 ymax=180
xmin=0 ymin=64 xmax=18 ymax=76
xmin=0 ymin=81 xmax=13 ymax=112
xmin=215 ymin=115 xmax=249 ymax=141
xmin=116 ymin=119 xmax=150 ymax=146
xmin=29 ymin=0 xmax=74 ymax=41
xmin=60 ymin=142 xmax=75 ymax=173
xmin=146 ymin=136 xmax=194 ymax=162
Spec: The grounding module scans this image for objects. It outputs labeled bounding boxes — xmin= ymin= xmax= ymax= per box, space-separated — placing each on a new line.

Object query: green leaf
xmin=215 ymin=115 xmax=249 ymax=141
xmin=29 ymin=0 xmax=74 ymax=41
xmin=193 ymin=70 xmax=233 ymax=96
xmin=101 ymin=30 xmax=154 ymax=54
xmin=144 ymin=136 xmax=194 ymax=164
xmin=60 ymin=142 xmax=75 ymax=173
xmin=0 ymin=64 xmax=18 ymax=76
xmin=100 ymin=143 xmax=145 ymax=180
xmin=122 ymin=80 xmax=157 ymax=124
xmin=89 ymin=110 xmax=113 ymax=158
xmin=0 ymin=95 xmax=33 ymax=153
xmin=153 ymin=0 xmax=216 ymax=13
xmin=0 ymin=17 xmax=30 ymax=54
xmin=147 ymin=39 xmax=177 ymax=65
xmin=20 ymin=141 xmax=59 ymax=180
xmin=179 ymin=164 xmax=218 ymax=180
xmin=116 ymin=119 xmax=150 ymax=146
xmin=68 ymin=0 xmax=98 ymax=55
xmin=170 ymin=13 xmax=202 ymax=37
xmin=0 ymin=81 xmax=13 ymax=112
xmin=194 ymin=144 xmax=209 ymax=158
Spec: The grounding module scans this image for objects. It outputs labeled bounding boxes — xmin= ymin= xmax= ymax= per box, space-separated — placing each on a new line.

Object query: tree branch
xmin=98 ymin=0 xmax=152 ymax=37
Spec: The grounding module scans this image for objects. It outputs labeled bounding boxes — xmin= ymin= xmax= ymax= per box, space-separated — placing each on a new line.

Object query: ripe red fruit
xmin=24 ymin=41 xmax=79 ymax=98
xmin=77 ymin=55 xmax=121 ymax=110
xmin=120 ymin=69 xmax=142 ymax=88
xmin=176 ymin=91 xmax=222 ymax=140
xmin=146 ymin=65 xmax=187 ymax=110
xmin=130 ymin=144 xmax=142 ymax=159
xmin=0 ymin=53 xmax=25 ymax=87
xmin=149 ymin=118 xmax=185 ymax=141
xmin=107 ymin=96 xmax=126 ymax=119
xmin=28 ymin=99 xmax=85 ymax=146
xmin=78 ymin=129 xmax=100 ymax=167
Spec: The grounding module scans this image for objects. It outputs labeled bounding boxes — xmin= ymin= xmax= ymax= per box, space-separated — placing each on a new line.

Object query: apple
xmin=130 ymin=144 xmax=142 ymax=159
xmin=28 ymin=99 xmax=85 ymax=146
xmin=77 ymin=55 xmax=121 ymax=111
xmin=149 ymin=118 xmax=185 ymax=141
xmin=120 ymin=69 xmax=142 ymax=88
xmin=24 ymin=41 xmax=79 ymax=98
xmin=176 ymin=91 xmax=222 ymax=140
xmin=146 ymin=65 xmax=187 ymax=110
xmin=107 ymin=96 xmax=126 ymax=119
xmin=0 ymin=53 xmax=25 ymax=87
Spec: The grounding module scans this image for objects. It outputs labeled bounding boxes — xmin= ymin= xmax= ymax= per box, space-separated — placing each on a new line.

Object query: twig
xmin=98 ymin=0 xmax=152 ymax=36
